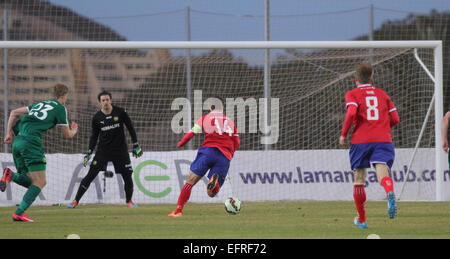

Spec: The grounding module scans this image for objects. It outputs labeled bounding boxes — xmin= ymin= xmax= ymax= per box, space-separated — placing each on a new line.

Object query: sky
xmin=46 ymin=0 xmax=450 ymax=42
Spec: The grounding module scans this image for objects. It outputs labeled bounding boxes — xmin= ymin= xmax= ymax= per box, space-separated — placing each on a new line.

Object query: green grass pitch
xmin=0 ymin=201 xmax=449 ymax=239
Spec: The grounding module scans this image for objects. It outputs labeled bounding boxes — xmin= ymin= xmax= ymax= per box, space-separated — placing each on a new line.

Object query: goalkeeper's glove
xmin=132 ymin=143 xmax=143 ymax=158
xmin=82 ymin=149 xmax=93 ymax=167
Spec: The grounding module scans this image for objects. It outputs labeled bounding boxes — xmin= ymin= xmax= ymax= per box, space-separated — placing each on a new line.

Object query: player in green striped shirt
xmin=1 ymin=84 xmax=78 ymax=222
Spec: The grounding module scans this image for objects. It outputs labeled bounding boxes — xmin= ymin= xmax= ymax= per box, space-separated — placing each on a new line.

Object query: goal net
xmin=0 ymin=41 xmax=446 ymax=206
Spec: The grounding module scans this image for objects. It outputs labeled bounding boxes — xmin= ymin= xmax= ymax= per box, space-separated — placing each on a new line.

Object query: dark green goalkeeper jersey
xmin=17 ymin=98 xmax=69 ymax=139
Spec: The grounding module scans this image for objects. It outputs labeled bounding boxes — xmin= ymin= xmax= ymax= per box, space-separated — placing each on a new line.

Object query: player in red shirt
xmin=339 ymin=62 xmax=400 ymax=229
xmin=440 ymin=111 xmax=450 ymax=180
xmin=168 ymin=99 xmax=240 ymax=217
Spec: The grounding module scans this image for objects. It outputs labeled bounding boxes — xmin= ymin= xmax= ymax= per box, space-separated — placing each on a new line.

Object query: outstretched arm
xmin=3 ymin=107 xmax=28 ymax=144
xmin=177 ymin=124 xmax=202 ymax=147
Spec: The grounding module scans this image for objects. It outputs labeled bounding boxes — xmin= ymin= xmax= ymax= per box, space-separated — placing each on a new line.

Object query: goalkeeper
xmin=67 ymin=91 xmax=143 ymax=208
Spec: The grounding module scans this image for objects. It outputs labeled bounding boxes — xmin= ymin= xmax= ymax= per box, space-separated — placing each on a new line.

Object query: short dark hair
xmin=53 ymin=83 xmax=69 ymax=98
xmin=356 ymin=61 xmax=373 ymax=84
xmin=97 ymin=91 xmax=112 ymax=102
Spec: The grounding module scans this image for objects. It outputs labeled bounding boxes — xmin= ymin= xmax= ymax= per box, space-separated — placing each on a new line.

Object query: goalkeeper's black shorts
xmin=90 ymin=150 xmax=133 ymax=174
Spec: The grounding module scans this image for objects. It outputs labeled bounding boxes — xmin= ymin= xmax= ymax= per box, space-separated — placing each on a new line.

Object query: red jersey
xmin=342 ymin=84 xmax=398 ymax=144
xmin=195 ymin=111 xmax=240 ymax=160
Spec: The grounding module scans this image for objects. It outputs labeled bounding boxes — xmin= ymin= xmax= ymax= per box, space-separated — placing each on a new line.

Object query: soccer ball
xmin=224 ymin=197 xmax=242 ymax=214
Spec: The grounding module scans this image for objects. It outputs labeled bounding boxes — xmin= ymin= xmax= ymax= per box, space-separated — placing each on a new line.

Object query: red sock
xmin=176 ymin=183 xmax=193 ymax=211
xmin=380 ymin=176 xmax=394 ymax=194
xmin=353 ymin=185 xmax=366 ymax=223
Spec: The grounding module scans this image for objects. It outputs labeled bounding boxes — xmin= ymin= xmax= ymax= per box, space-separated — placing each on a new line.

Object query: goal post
xmin=434 ymin=43 xmax=444 ymax=201
xmin=0 ymin=40 xmax=445 ymax=205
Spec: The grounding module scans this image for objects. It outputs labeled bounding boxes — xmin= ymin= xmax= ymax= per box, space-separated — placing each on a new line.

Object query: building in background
xmin=0 ymin=0 xmax=169 ymax=107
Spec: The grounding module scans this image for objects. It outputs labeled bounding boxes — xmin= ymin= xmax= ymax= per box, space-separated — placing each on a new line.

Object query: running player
xmin=168 ymin=99 xmax=240 ymax=217
xmin=339 ymin=62 xmax=400 ymax=229
xmin=1 ymin=84 xmax=78 ymax=222
xmin=67 ymin=91 xmax=143 ymax=208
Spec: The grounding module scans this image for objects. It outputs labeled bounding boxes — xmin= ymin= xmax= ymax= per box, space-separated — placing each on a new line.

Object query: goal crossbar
xmin=0 ymin=40 xmax=443 ymax=49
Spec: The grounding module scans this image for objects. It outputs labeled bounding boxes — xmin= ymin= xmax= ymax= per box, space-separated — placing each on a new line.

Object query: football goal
xmin=0 ymin=41 xmax=445 ymax=206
